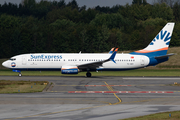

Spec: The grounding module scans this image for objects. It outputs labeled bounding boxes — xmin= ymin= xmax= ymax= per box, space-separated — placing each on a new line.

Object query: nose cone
xmin=2 ymin=61 xmax=8 ymax=68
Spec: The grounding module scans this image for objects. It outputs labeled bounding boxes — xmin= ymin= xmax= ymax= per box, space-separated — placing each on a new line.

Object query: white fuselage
xmin=2 ymin=53 xmax=150 ymax=71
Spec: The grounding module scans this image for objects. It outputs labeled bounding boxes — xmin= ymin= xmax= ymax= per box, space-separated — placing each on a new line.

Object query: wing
xmin=78 ymin=48 xmax=118 ymax=70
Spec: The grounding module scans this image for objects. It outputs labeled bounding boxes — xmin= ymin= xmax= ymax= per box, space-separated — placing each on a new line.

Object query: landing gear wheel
xmin=18 ymin=73 xmax=22 ymax=77
xmin=86 ymin=72 xmax=91 ymax=77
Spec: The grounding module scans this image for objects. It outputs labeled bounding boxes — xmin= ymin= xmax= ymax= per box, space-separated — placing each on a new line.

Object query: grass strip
xmin=0 ymin=80 xmax=48 ymax=93
xmin=122 ymin=111 xmax=180 ymax=120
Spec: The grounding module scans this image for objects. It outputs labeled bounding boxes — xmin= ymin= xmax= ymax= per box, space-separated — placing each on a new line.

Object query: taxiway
xmin=0 ymin=76 xmax=180 ymax=120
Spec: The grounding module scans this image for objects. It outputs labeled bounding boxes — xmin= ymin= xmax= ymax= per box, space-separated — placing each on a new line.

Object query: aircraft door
xmin=140 ymin=56 xmax=145 ymax=65
xmin=22 ymin=56 xmax=27 ymax=65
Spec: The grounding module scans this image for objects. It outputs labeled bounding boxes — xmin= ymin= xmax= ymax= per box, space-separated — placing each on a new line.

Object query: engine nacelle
xmin=61 ymin=65 xmax=79 ymax=74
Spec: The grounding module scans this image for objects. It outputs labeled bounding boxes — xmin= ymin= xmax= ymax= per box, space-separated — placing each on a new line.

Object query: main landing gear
xmin=86 ymin=72 xmax=92 ymax=77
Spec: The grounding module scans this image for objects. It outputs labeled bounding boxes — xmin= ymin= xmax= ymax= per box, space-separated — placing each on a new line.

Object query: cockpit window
xmin=9 ymin=58 xmax=16 ymax=61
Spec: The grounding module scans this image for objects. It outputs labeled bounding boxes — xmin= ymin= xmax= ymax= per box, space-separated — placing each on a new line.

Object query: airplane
xmin=2 ymin=23 xmax=175 ymax=77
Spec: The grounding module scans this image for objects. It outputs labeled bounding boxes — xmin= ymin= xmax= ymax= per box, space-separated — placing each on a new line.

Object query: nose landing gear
xmin=12 ymin=70 xmax=22 ymax=77
xmin=18 ymin=73 xmax=22 ymax=77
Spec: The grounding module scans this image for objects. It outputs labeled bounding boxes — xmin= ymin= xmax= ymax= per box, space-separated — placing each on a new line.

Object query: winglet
xmin=109 ymin=47 xmax=115 ymax=54
xmin=109 ymin=48 xmax=118 ymax=63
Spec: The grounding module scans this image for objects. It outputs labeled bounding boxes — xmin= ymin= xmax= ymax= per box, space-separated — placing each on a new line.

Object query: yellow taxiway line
xmin=104 ymin=81 xmax=122 ymax=105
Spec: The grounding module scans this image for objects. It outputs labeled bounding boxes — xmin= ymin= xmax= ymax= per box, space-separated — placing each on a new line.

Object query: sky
xmin=0 ymin=0 xmax=155 ymax=8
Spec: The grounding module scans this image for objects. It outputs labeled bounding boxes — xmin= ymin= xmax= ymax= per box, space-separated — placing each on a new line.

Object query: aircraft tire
xmin=86 ymin=72 xmax=91 ymax=77
xmin=18 ymin=73 xmax=22 ymax=77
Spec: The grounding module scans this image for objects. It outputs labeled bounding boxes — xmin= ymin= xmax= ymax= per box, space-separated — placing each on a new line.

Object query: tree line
xmin=0 ymin=0 xmax=180 ymax=58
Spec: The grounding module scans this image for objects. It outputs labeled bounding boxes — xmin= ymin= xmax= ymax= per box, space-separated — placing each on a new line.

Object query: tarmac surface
xmin=0 ymin=76 xmax=180 ymax=120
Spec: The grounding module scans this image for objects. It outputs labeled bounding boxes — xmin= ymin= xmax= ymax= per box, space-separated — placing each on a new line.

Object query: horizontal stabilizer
xmin=154 ymin=53 xmax=175 ymax=59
